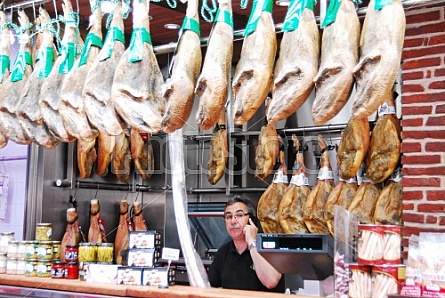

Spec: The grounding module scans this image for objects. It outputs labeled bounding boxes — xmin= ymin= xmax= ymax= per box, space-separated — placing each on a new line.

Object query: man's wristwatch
xmin=248 ymin=240 xmax=257 ymax=251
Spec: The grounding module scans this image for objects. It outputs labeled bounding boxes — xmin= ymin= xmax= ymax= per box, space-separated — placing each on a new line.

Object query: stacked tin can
xmin=0 ymin=232 xmax=15 ymax=274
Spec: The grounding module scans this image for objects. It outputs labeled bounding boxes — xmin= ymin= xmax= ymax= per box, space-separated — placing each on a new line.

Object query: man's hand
xmin=243 ymin=218 xmax=258 ymax=245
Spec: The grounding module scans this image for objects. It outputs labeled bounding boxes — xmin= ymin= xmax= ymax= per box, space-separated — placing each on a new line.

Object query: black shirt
xmin=208 ymin=240 xmax=285 ymax=293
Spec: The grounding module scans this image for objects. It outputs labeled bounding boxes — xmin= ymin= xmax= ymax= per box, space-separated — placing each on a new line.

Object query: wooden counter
xmin=0 ymin=274 xmax=318 ymax=297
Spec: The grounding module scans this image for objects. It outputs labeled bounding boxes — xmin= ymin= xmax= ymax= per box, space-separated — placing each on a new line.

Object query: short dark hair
xmin=225 ymin=195 xmax=256 ymax=216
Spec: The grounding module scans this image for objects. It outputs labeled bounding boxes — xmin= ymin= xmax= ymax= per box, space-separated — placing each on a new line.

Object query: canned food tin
xmin=97 ymin=243 xmax=113 ymax=263
xmin=35 ymin=223 xmax=52 ymax=241
xmin=37 ymin=241 xmax=53 ymax=260
xmin=65 ymin=262 xmax=79 ymax=279
xmin=358 ymin=224 xmax=383 ymax=265
xmin=382 ymin=225 xmax=402 ymax=264
xmin=51 ymin=261 xmax=66 ymax=278
xmin=16 ymin=258 xmax=26 ymax=275
xmin=25 ymin=259 xmax=38 ymax=277
xmin=7 ymin=240 xmax=18 ymax=258
xmin=65 ymin=245 xmax=79 ymax=262
xmin=17 ymin=241 xmax=27 ymax=258
xmin=0 ymin=253 xmax=6 ymax=274
xmin=6 ymin=257 xmax=17 ymax=274
xmin=0 ymin=232 xmax=14 ymax=254
xmin=36 ymin=259 xmax=52 ymax=277
xmin=52 ymin=241 xmax=61 ymax=260
xmin=79 ymin=243 xmax=97 ymax=262
xmin=25 ymin=241 xmax=38 ymax=259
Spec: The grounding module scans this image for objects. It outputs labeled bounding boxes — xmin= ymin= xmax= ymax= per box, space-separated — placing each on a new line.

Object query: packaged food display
xmin=35 ymin=223 xmax=52 ymax=241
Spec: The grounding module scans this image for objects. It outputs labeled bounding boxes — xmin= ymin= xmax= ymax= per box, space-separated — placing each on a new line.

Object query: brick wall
xmin=401 ymin=4 xmax=445 ymax=248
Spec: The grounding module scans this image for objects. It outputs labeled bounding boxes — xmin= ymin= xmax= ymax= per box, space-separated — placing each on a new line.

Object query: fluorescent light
xmin=164 ymin=23 xmax=180 ymax=30
xmin=275 ymin=0 xmax=290 ymax=6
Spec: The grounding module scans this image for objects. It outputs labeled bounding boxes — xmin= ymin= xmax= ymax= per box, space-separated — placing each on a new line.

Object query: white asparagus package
xmin=371 ymin=265 xmax=406 ymax=298
xmin=349 ymin=264 xmax=372 ymax=298
xmin=358 ymin=224 xmax=383 ymax=265
xmin=382 ymin=225 xmax=402 ymax=264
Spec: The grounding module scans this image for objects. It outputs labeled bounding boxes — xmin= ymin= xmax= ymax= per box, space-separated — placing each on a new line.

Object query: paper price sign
xmin=162 ymin=247 xmax=180 ymax=261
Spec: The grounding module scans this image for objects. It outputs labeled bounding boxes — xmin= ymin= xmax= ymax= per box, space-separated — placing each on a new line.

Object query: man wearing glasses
xmin=207 ymin=196 xmax=285 ymax=292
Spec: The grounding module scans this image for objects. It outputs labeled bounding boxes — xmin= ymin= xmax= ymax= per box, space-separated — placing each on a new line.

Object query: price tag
xmin=162 ymin=247 xmax=180 ymax=261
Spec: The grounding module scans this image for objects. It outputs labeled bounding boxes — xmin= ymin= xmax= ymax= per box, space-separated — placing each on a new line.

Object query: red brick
xmin=403 ymin=212 xmax=424 ymax=223
xmin=403 ymin=167 xmax=445 ymax=176
xmin=430 ymin=81 xmax=445 ymax=90
xmin=402 ymin=226 xmax=445 ymax=237
xmin=403 ymin=203 xmax=415 ymax=210
xmin=440 ymin=217 xmax=445 ymax=226
xmin=426 ymin=142 xmax=445 ymax=152
xmin=402 ymin=84 xmax=425 ymax=93
xmin=427 ymin=35 xmax=445 ymax=46
xmin=402 ymin=71 xmax=424 ymax=81
xmin=426 ymin=116 xmax=445 ymax=126
xmin=402 ymin=92 xmax=445 ymax=104
xmin=402 ymin=57 xmax=441 ymax=70
xmin=402 ymin=130 xmax=445 ymax=140
xmin=426 ymin=215 xmax=438 ymax=224
xmin=437 ymin=104 xmax=445 ymax=114
xmin=402 ymin=155 xmax=441 ymax=165
xmin=403 ymin=37 xmax=426 ymax=48
xmin=436 ymin=68 xmax=445 ymax=77
xmin=401 ymin=142 xmax=422 ymax=153
xmin=427 ymin=191 xmax=445 ymax=201
xmin=405 ymin=11 xmax=441 ymax=25
xmin=402 ymin=177 xmax=441 ymax=187
xmin=403 ymin=45 xmax=445 ymax=60
xmin=405 ymin=22 xmax=445 ymax=38
xmin=403 ymin=190 xmax=423 ymax=200
xmin=401 ymin=106 xmax=432 ymax=115
xmin=418 ymin=204 xmax=445 ymax=213
xmin=401 ymin=118 xmax=423 ymax=127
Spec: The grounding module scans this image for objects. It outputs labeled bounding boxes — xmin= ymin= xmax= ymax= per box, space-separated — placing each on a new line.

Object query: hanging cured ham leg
xmin=255 ymin=121 xmax=279 ymax=180
xmin=113 ymin=130 xmax=131 ymax=183
xmin=161 ymin=0 xmax=202 ymax=133
xmin=195 ymin=0 xmax=233 ymax=130
xmin=40 ymin=0 xmax=81 ymax=142
xmin=232 ymin=0 xmax=276 ymax=125
xmin=96 ymin=131 xmax=115 ymax=176
xmin=60 ymin=208 xmax=81 ymax=262
xmin=207 ymin=110 xmax=228 ymax=185
xmin=59 ymin=0 xmax=102 ymax=141
xmin=115 ymin=200 xmax=132 ymax=265
xmin=16 ymin=7 xmax=59 ymax=149
xmin=133 ymin=201 xmax=147 ymax=231
xmin=77 ymin=138 xmax=97 ymax=178
xmin=278 ymin=135 xmax=310 ymax=234
xmin=267 ymin=0 xmax=319 ymax=124
xmin=303 ymin=135 xmax=334 ymax=234
xmin=0 ymin=9 xmax=32 ymax=145
xmin=351 ymin=0 xmax=406 ymax=117
xmin=83 ymin=0 xmax=126 ymax=135
xmin=88 ymin=199 xmax=107 ymax=243
xmin=112 ymin=0 xmax=165 ymax=134
xmin=348 ymin=174 xmax=381 ymax=224
xmin=131 ymin=128 xmax=154 ymax=180
xmin=0 ymin=8 xmax=10 ymax=148
xmin=312 ymin=0 xmax=359 ymax=125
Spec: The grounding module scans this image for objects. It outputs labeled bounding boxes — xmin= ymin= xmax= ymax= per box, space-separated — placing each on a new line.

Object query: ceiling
xmin=5 ymin=0 xmax=373 ymax=68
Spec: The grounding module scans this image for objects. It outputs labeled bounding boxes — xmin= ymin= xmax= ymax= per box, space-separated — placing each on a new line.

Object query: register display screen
xmin=261 ymin=236 xmax=324 ymax=251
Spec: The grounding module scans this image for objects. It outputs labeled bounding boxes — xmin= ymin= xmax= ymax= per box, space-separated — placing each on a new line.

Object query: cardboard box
xmin=127 ymin=248 xmax=156 ymax=267
xmin=85 ymin=263 xmax=120 ymax=284
xmin=400 ymin=267 xmax=422 ymax=297
xmin=117 ymin=267 xmax=143 ymax=285
xmin=129 ymin=231 xmax=161 ymax=249
xmin=142 ymin=267 xmax=175 ymax=287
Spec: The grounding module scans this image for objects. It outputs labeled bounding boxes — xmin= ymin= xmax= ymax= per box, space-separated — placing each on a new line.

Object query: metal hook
xmin=94 ymin=182 xmax=99 ymax=198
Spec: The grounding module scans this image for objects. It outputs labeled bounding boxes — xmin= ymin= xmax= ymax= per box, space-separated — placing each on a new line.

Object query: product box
xmin=129 ymin=231 xmax=161 ymax=249
xmin=372 ymin=264 xmax=406 ymax=296
xmin=422 ymin=273 xmax=445 ymax=297
xmin=400 ymin=267 xmax=422 ymax=297
xmin=142 ymin=267 xmax=175 ymax=287
xmin=117 ymin=266 xmax=143 ymax=285
xmin=127 ymin=248 xmax=158 ymax=267
xmin=85 ymin=263 xmax=120 ymax=284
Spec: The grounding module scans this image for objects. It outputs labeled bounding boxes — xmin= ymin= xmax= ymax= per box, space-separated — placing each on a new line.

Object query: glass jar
xmin=0 ymin=232 xmax=14 ymax=254
xmin=97 ymin=243 xmax=113 ymax=263
xmin=16 ymin=258 xmax=26 ymax=275
xmin=36 ymin=259 xmax=52 ymax=277
xmin=6 ymin=257 xmax=17 ymax=274
xmin=7 ymin=240 xmax=18 ymax=258
xmin=52 ymin=241 xmax=61 ymax=260
xmin=65 ymin=245 xmax=79 ymax=262
xmin=0 ymin=253 xmax=6 ymax=274
xmin=78 ymin=243 xmax=97 ymax=262
xmin=25 ymin=241 xmax=38 ymax=259
xmin=65 ymin=262 xmax=79 ymax=279
xmin=35 ymin=223 xmax=52 ymax=241
xmin=36 ymin=241 xmax=53 ymax=260
xmin=51 ymin=261 xmax=66 ymax=278
xmin=17 ymin=241 xmax=27 ymax=258
xmin=25 ymin=258 xmax=38 ymax=277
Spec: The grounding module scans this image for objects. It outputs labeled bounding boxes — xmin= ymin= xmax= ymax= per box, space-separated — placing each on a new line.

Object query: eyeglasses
xmin=225 ymin=212 xmax=249 ymax=222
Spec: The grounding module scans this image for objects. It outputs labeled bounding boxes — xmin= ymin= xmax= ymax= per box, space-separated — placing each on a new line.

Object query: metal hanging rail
xmin=54 ymin=179 xmax=154 ymax=192
xmin=0 ymin=155 xmax=28 ymax=161
xmin=153 ymin=0 xmax=445 ymax=54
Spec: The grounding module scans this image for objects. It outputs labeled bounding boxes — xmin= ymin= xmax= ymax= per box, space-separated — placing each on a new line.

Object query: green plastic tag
xmin=58 ymin=42 xmax=77 ymax=74
xmin=181 ymin=16 xmax=200 ymax=36
xmin=322 ymin=0 xmax=342 ymax=28
xmin=100 ymin=27 xmax=126 ymax=61
xmin=283 ymin=0 xmax=315 ymax=32
xmin=128 ymin=27 xmax=152 ymax=63
xmin=0 ymin=55 xmax=10 ymax=83
xmin=375 ymin=0 xmax=393 ymax=10
xmin=10 ymin=51 xmax=32 ymax=82
xmin=244 ymin=0 xmax=273 ymax=36
xmin=36 ymin=47 xmax=55 ymax=78
xmin=79 ymin=33 xmax=103 ymax=67
xmin=215 ymin=8 xmax=233 ymax=28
